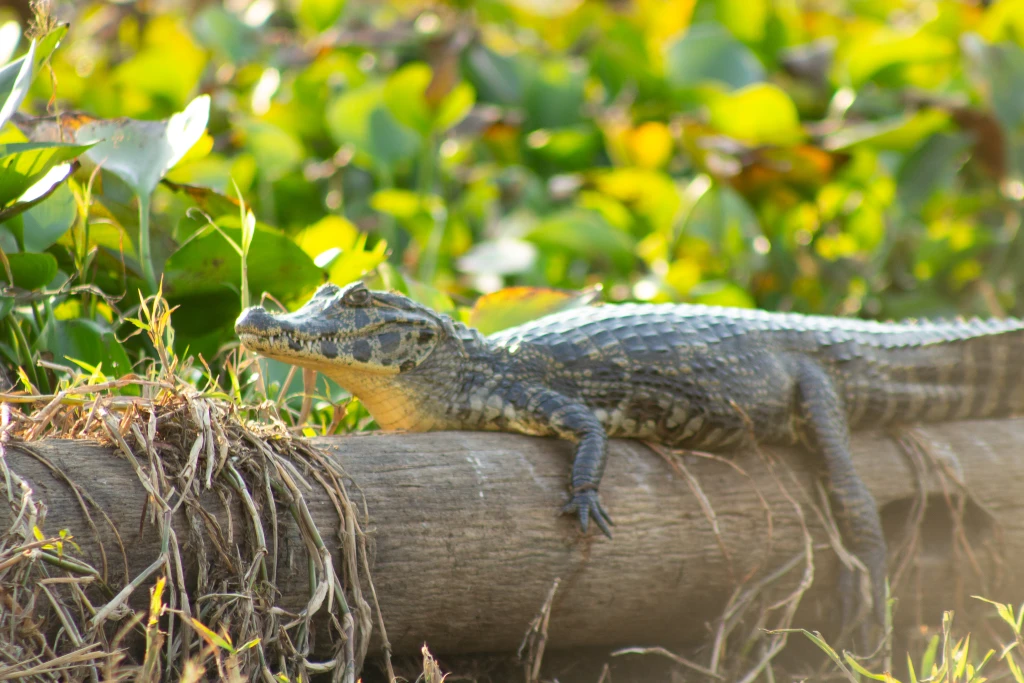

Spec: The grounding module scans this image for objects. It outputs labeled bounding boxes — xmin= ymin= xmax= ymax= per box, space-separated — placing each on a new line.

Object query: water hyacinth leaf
xmin=298 ymin=0 xmax=346 ymax=33
xmin=0 ymin=251 xmax=58 ymax=289
xmin=0 ymin=39 xmax=34 ymax=132
xmin=707 ymin=84 xmax=804 ymax=146
xmin=0 ymin=142 xmax=89 ymax=207
xmin=325 ymin=82 xmax=420 ymax=168
xmin=664 ymin=23 xmax=764 ymax=90
xmin=41 ymin=318 xmax=133 ymax=378
xmin=464 ymin=42 xmax=523 ymax=105
xmin=18 ymin=181 xmax=77 ymax=252
xmin=163 ymin=223 xmax=321 ymax=301
xmin=824 ymin=109 xmax=951 ymax=152
xmin=293 ymin=215 xmax=388 ymax=284
xmin=0 ymin=162 xmax=75 ymax=225
xmin=468 ymin=286 xmax=598 ymax=335
xmin=526 ymin=208 xmax=636 ymax=271
xmin=383 ymin=62 xmax=475 ymax=136
xmin=76 ymin=94 xmax=211 ymax=197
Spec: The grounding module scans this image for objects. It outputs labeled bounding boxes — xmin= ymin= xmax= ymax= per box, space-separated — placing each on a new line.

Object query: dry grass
xmin=0 ymin=288 xmax=388 ymax=682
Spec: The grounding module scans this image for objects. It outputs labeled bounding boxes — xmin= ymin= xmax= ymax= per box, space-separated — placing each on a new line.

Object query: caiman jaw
xmin=234 ymin=281 xmax=444 ymax=377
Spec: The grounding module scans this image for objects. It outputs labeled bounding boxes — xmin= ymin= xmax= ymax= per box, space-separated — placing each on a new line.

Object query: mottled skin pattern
xmin=236 ymin=281 xmax=1024 ymax=624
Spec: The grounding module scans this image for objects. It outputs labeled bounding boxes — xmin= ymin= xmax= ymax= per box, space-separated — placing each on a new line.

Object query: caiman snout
xmin=235 ymin=306 xmax=272 ymax=334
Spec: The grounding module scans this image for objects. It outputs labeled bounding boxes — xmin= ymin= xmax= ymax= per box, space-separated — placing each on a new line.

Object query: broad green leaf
xmin=240 ymin=120 xmax=303 ymax=181
xmin=897 ymin=133 xmax=972 ymax=211
xmin=464 ymin=42 xmax=523 ymax=105
xmin=0 ymin=142 xmax=88 ymax=207
xmin=526 ymin=208 xmax=635 ymax=271
xmin=837 ymin=25 xmax=956 ymax=88
xmin=707 ymin=84 xmax=804 ymax=146
xmin=0 ymin=251 xmax=57 ymax=289
xmin=19 ymin=181 xmax=77 ymax=252
xmin=824 ymin=109 xmax=951 ymax=152
xmin=665 ymin=23 xmax=765 ymax=90
xmin=0 ymin=162 xmax=75 ymax=226
xmin=690 ymin=281 xmax=756 ymax=308
xmin=294 ymin=215 xmax=387 ymax=284
xmin=77 ymin=94 xmax=211 ymax=197
xmin=325 ymin=81 xmax=420 ymax=168
xmin=0 ymin=39 xmax=34 ymax=132
xmin=382 ymin=63 xmax=475 ymax=136
xmin=963 ymin=35 xmax=1024 ymax=131
xmin=468 ymin=286 xmax=597 ymax=335
xmin=523 ymin=58 xmax=586 ymax=129
xmin=164 ymin=223 xmax=321 ymax=301
xmin=298 ymin=0 xmax=346 ymax=33
xmin=38 ymin=318 xmax=133 ymax=378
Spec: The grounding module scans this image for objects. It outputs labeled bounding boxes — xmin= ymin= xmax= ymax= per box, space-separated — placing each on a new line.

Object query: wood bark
xmin=5 ymin=420 xmax=1023 ymax=655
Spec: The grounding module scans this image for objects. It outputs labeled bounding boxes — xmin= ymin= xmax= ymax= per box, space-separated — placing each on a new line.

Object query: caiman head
xmin=235 ymin=281 xmax=458 ymax=429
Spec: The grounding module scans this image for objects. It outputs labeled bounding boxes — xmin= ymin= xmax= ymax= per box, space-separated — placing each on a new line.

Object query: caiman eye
xmin=344 ymin=285 xmax=371 ymax=306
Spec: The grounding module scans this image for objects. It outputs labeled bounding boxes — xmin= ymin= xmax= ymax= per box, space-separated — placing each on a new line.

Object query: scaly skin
xmin=236 ymin=281 xmax=1024 ymax=623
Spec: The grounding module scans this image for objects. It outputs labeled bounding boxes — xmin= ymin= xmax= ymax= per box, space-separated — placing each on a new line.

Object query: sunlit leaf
xmin=707 ymin=83 xmax=804 ymax=146
xmin=77 ymin=94 xmax=211 ymax=197
xmin=298 ymin=0 xmax=346 ymax=33
xmin=468 ymin=286 xmax=598 ymax=335
xmin=0 ymin=142 xmax=87 ymax=207
xmin=0 ymin=40 xmax=35 ymax=133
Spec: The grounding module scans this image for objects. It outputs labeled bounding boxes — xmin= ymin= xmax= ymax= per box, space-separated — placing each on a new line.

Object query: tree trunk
xmin=5 ymin=420 xmax=1022 ymax=654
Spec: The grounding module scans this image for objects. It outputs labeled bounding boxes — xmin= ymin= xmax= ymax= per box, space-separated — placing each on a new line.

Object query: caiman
xmin=235 ymin=280 xmax=1024 ymax=624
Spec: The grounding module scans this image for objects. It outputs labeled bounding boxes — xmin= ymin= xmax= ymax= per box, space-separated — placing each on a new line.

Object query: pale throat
xmin=320 ymin=365 xmax=439 ymax=432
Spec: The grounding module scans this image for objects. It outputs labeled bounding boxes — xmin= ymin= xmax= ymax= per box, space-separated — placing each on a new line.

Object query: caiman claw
xmin=562 ymin=488 xmax=614 ymax=538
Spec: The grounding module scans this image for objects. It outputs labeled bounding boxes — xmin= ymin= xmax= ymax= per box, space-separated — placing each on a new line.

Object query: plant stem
xmin=137 ymin=192 xmax=156 ymax=293
xmin=418 ymin=133 xmax=444 ymax=284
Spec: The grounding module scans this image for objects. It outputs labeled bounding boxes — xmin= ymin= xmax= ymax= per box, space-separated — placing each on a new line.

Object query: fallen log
xmin=5 ymin=420 xmax=1023 ymax=655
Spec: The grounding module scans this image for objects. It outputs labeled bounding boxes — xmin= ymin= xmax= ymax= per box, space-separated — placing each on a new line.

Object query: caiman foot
xmin=838 ymin=543 xmax=888 ymax=646
xmin=562 ymin=487 xmax=614 ymax=538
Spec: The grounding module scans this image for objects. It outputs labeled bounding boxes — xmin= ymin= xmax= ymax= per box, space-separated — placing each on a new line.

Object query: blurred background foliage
xmin=0 ymin=0 xmax=1022 ymax=419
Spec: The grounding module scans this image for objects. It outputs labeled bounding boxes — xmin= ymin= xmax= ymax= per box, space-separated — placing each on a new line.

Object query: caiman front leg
xmin=795 ymin=358 xmax=887 ymax=626
xmin=519 ymin=387 xmax=614 ymax=537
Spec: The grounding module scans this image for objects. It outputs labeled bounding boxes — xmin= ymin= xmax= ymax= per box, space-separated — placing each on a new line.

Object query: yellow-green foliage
xmin=0 ymin=0 xmax=1020 ymax=408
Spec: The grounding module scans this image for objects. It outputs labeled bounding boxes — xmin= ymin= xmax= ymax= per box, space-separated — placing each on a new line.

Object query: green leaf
xmin=293 ymin=215 xmax=387 ymax=284
xmin=33 ymin=23 xmax=68 ymax=72
xmin=897 ymin=133 xmax=972 ymax=211
xmin=665 ymin=23 xmax=764 ymax=90
xmin=526 ymin=208 xmax=635 ymax=271
xmin=298 ymin=0 xmax=346 ymax=33
xmin=0 ymin=39 xmax=35 ymax=132
xmin=77 ymin=94 xmax=211 ymax=197
xmin=325 ymin=82 xmax=420 ymax=169
xmin=838 ymin=26 xmax=955 ymax=88
xmin=0 ymin=251 xmax=58 ymax=289
xmin=0 ymin=161 xmax=75 ymax=226
xmin=824 ymin=109 xmax=951 ymax=153
xmin=0 ymin=142 xmax=88 ymax=207
xmin=164 ymin=223 xmax=322 ymax=302
xmin=523 ymin=59 xmax=586 ymax=129
xmin=382 ymin=63 xmax=475 ymax=136
xmin=240 ymin=120 xmax=304 ymax=181
xmin=39 ymin=318 xmax=133 ymax=378
xmin=19 ymin=181 xmax=77 ymax=252
xmin=464 ymin=43 xmax=523 ymax=105
xmin=707 ymin=83 xmax=804 ymax=146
